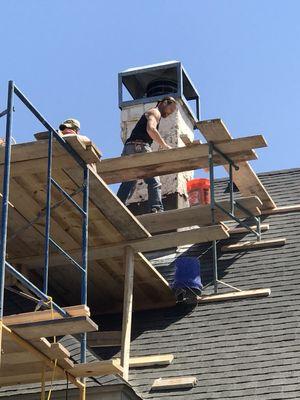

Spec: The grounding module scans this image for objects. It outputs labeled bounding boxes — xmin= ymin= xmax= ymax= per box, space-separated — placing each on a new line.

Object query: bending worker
xmin=117 ymin=96 xmax=177 ymax=213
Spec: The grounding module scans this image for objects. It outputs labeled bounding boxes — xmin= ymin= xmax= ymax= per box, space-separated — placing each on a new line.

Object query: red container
xmin=187 ymin=178 xmax=210 ymax=206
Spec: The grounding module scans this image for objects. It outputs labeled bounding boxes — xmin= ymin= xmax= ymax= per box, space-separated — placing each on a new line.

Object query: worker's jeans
xmin=117 ymin=143 xmax=164 ymax=212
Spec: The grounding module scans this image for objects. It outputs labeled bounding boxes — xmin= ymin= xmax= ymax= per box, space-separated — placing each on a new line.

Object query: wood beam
xmin=34 ymin=132 xmax=102 ymax=163
xmin=221 ymin=238 xmax=286 ymax=252
xmin=0 ymin=370 xmax=65 ymax=386
xmin=261 ymin=204 xmax=300 ymax=215
xmin=87 ymin=225 xmax=229 ymax=259
xmin=138 ymin=196 xmax=262 ymax=233
xmin=196 ymin=119 xmax=276 ymax=210
xmin=152 ymin=377 xmax=197 ymax=390
xmin=98 ymin=135 xmax=266 ymax=184
xmin=70 ymin=360 xmax=123 ymax=377
xmin=10 ymin=225 xmax=229 ymax=266
xmin=121 ymin=246 xmax=135 ymax=381
xmin=116 ymin=354 xmax=174 ymax=368
xmin=229 ymin=223 xmax=269 ymax=235
xmin=3 ymin=305 xmax=90 ymax=326
xmin=10 ymin=316 xmax=98 ymax=340
xmin=198 ymin=288 xmax=271 ymax=303
xmin=1 ymin=324 xmax=83 ymax=389
xmin=65 ymin=166 xmax=150 ymax=240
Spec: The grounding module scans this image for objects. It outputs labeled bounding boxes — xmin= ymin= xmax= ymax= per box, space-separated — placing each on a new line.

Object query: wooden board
xmin=152 ymin=376 xmax=197 ymax=390
xmin=64 ymin=135 xmax=101 ymax=163
xmin=3 ymin=305 xmax=90 ymax=326
xmin=12 ymin=225 xmax=229 ymax=264
xmin=98 ymin=135 xmax=267 ymax=184
xmin=221 ymin=238 xmax=286 ymax=252
xmin=198 ymin=288 xmax=271 ymax=303
xmin=0 ymin=140 xmax=176 ymax=313
xmin=138 ymin=196 xmax=262 ymax=233
xmin=229 ymin=223 xmax=269 ymax=235
xmin=34 ymin=132 xmax=102 ymax=163
xmin=116 ymin=354 xmax=174 ymax=368
xmin=261 ymin=204 xmax=300 ymax=215
xmin=0 ymin=359 xmax=122 ymax=386
xmin=10 ymin=316 xmax=98 ymax=340
xmin=0 ymin=319 xmax=128 ymax=387
xmin=70 ymin=360 xmax=123 ymax=377
xmin=0 ymin=324 xmax=83 ymax=388
xmin=196 ymin=119 xmax=276 ymax=210
xmin=88 ymin=225 xmax=229 ymax=258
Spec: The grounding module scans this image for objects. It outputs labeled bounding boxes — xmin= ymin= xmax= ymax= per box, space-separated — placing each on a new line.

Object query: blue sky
xmin=0 ymin=0 xmax=299 ymax=184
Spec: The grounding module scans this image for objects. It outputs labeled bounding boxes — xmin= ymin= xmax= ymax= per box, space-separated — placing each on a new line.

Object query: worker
xmin=117 ymin=96 xmax=177 ymax=213
xmin=59 ymin=118 xmax=82 ymax=137
xmin=59 ymin=118 xmax=98 ymax=172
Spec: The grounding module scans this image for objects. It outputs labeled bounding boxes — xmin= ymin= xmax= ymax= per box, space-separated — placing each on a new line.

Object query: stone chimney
xmin=118 ymin=61 xmax=200 ymax=215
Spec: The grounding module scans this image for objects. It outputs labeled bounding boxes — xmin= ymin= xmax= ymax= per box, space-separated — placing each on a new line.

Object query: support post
xmin=209 ymin=142 xmax=218 ymax=294
xmin=80 ymin=167 xmax=89 ymax=366
xmin=120 ymin=246 xmax=135 ymax=381
xmin=0 ymin=80 xmax=14 ymax=321
xmin=229 ymin=162 xmax=234 ymax=215
xmin=43 ymin=131 xmax=53 ymax=294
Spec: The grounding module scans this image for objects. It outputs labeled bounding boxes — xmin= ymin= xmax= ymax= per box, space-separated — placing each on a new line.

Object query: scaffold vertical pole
xmin=43 ymin=131 xmax=53 ymax=294
xmin=80 ymin=166 xmax=89 ymax=367
xmin=208 ymin=142 xmax=218 ymax=294
xmin=0 ymin=80 xmax=14 ymax=320
xmin=229 ymin=162 xmax=234 ymax=215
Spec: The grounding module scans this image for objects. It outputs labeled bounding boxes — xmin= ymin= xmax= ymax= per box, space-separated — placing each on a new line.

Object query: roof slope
xmin=1 ymin=167 xmax=300 ymax=399
xmin=97 ymin=167 xmax=300 ymax=399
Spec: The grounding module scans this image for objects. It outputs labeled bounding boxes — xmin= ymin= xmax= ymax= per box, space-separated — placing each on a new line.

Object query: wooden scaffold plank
xmin=151 ymin=376 xmax=197 ymax=391
xmin=3 ymin=305 xmax=90 ymax=326
xmin=221 ymin=238 xmax=286 ymax=252
xmin=0 ymin=324 xmax=84 ymax=388
xmin=197 ymin=288 xmax=271 ymax=303
xmin=116 ymin=354 xmax=174 ymax=368
xmin=10 ymin=224 xmax=229 ymax=264
xmin=138 ymin=196 xmax=262 ymax=233
xmin=10 ymin=316 xmax=98 ymax=340
xmin=70 ymin=360 xmax=123 ymax=377
xmin=196 ymin=119 xmax=276 ymax=210
xmin=98 ymin=135 xmax=267 ymax=184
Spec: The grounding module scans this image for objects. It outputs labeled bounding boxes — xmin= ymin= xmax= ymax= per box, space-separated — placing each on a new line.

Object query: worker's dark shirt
xmin=125 ymin=113 xmax=160 ymax=145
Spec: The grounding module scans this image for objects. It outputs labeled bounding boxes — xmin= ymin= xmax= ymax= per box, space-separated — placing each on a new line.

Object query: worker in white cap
xmin=59 ymin=118 xmax=81 ymax=135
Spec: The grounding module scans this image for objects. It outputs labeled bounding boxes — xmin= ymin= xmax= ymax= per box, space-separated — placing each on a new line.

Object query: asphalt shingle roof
xmin=1 ymin=167 xmax=300 ymax=399
xmin=95 ymin=167 xmax=300 ymax=399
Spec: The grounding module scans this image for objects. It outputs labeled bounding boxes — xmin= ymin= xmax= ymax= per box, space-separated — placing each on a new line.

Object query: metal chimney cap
xmin=118 ymin=61 xmax=200 ymax=120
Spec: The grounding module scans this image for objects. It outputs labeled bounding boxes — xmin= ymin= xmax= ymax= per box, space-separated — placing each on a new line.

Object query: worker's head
xmin=59 ymin=118 xmax=81 ymax=135
xmin=157 ymin=96 xmax=177 ymax=118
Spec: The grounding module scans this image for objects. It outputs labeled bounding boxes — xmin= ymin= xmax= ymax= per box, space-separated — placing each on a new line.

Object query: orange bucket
xmin=187 ymin=178 xmax=210 ymax=206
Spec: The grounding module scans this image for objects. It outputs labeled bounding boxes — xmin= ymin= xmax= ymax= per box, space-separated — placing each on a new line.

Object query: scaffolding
xmin=0 ymin=80 xmax=290 ymax=392
xmin=0 ymin=79 xmax=90 ymax=357
xmin=208 ymin=140 xmax=261 ymax=294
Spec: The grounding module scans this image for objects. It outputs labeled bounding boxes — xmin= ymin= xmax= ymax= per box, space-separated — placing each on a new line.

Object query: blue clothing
xmin=117 ymin=142 xmax=164 ymax=212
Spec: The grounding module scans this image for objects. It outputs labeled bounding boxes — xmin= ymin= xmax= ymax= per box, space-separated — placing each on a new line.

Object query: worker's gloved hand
xmin=161 ymin=143 xmax=172 ymax=150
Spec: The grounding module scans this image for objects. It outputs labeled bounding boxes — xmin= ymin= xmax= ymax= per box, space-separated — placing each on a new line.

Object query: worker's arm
xmin=146 ymin=110 xmax=171 ymax=150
